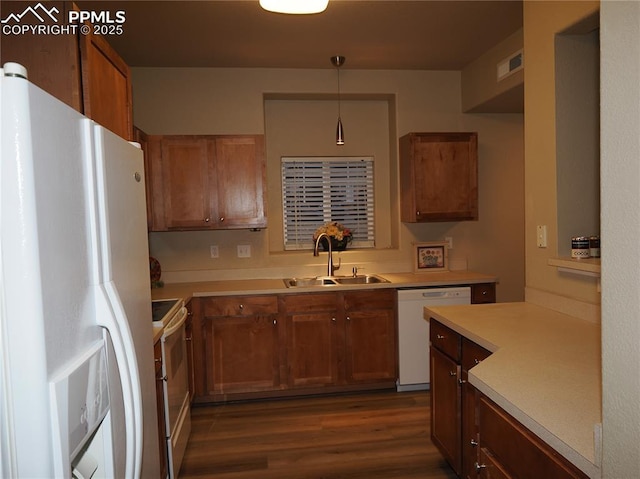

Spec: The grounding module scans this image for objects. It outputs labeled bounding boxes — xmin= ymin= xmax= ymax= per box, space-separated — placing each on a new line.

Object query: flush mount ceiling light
xmin=331 ymin=55 xmax=345 ymax=146
xmin=259 ymin=0 xmax=329 ymax=14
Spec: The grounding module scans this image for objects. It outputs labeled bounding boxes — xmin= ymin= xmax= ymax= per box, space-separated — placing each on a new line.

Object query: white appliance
xmin=0 ymin=63 xmax=160 ymax=478
xmin=397 ymin=287 xmax=471 ymax=391
xmin=159 ymin=301 xmax=191 ymax=479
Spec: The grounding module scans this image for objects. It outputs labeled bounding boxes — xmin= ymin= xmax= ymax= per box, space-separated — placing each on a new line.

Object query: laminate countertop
xmin=150 ymin=270 xmax=497 ymax=301
xmin=424 ymin=302 xmax=601 ymax=479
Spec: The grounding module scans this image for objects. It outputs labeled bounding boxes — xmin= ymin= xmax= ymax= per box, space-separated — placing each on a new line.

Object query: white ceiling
xmin=79 ymin=0 xmax=523 ymax=70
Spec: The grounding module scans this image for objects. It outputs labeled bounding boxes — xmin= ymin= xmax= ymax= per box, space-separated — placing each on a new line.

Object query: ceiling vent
xmin=497 ymin=50 xmax=523 ymax=81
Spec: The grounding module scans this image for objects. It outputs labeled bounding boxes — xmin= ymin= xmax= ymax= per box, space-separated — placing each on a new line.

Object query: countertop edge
xmin=150 ymin=271 xmax=498 ymax=301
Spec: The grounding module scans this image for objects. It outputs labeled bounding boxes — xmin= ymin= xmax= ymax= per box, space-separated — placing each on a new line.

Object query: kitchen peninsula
xmin=425 ymin=302 xmax=600 ymax=479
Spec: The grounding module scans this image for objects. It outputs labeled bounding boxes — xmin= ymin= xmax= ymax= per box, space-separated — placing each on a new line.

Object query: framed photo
xmin=414 ymin=242 xmax=448 ymax=272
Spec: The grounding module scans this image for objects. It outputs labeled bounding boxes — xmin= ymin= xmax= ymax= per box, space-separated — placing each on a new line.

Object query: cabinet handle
xmin=474 ymin=358 xmax=481 ymax=365
xmin=475 ymin=462 xmax=487 ymax=473
xmin=470 ymin=439 xmax=478 ymax=447
xmin=458 ymin=378 xmax=466 ymax=384
xmin=154 ymin=358 xmax=162 ymax=364
xmin=185 ymin=336 xmax=192 ymax=342
xmin=157 ymin=375 xmax=167 ymax=382
xmin=436 ymin=334 xmax=445 ymax=340
xmin=449 ymin=371 xmax=456 ymax=377
xmin=204 ymin=217 xmax=210 ymax=223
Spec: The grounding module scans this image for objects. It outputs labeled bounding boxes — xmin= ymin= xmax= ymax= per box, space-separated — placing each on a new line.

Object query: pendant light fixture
xmin=331 ymin=55 xmax=345 ymax=146
xmin=259 ymin=0 xmax=329 ymax=14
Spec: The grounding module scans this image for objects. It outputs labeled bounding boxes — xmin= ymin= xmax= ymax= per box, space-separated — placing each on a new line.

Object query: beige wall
xmin=600 ymin=1 xmax=640 ymax=476
xmin=133 ymin=67 xmax=525 ymax=302
xmin=523 ymin=1 xmax=600 ymax=306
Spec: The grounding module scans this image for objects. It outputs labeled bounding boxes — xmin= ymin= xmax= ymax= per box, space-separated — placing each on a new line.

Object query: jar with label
xmin=571 ymin=236 xmax=590 ymax=259
xmin=589 ymin=236 xmax=600 ymax=258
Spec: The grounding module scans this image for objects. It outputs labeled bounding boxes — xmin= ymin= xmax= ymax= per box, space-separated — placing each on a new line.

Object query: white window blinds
xmin=282 ymin=157 xmax=375 ymax=250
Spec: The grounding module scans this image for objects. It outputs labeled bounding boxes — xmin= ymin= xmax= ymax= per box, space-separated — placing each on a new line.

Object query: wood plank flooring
xmin=178 ymin=390 xmax=458 ymax=479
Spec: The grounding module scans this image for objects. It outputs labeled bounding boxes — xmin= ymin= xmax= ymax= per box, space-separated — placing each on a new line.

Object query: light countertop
xmin=150 ymin=270 xmax=497 ymax=302
xmin=424 ymin=302 xmax=601 ymax=479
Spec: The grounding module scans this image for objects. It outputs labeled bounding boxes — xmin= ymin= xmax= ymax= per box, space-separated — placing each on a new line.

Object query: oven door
xmin=161 ymin=306 xmax=191 ymax=478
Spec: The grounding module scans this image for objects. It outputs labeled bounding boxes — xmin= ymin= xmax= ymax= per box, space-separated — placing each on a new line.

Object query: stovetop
xmin=152 ymin=298 xmax=181 ymax=326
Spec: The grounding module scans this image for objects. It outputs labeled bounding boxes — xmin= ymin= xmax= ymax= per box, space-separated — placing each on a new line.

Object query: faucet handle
xmin=332 ymin=257 xmax=341 ymax=276
xmin=352 ymin=266 xmax=363 ymax=277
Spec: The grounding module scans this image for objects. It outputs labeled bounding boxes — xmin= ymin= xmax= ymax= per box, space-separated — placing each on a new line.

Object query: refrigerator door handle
xmin=95 ymin=282 xmax=143 ymax=479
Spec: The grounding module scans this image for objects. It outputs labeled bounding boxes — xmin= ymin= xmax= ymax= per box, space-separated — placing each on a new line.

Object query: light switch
xmin=536 ymin=225 xmax=547 ymax=248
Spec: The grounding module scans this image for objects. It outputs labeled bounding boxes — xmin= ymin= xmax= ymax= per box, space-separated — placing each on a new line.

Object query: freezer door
xmin=90 ymin=124 xmax=160 ymax=478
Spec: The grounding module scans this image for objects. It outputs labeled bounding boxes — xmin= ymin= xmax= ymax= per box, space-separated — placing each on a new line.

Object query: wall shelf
xmin=548 ymin=257 xmax=601 ymax=277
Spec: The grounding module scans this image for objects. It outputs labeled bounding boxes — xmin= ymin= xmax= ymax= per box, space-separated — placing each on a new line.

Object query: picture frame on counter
xmin=414 ymin=241 xmax=448 ymax=272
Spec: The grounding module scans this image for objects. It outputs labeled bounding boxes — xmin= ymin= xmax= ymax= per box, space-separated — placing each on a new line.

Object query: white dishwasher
xmin=397 ymin=287 xmax=471 ymax=391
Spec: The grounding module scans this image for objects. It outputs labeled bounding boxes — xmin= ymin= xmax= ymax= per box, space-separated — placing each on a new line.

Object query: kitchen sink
xmin=334 ymin=274 xmax=390 ymax=285
xmin=283 ymin=274 xmax=390 ymax=288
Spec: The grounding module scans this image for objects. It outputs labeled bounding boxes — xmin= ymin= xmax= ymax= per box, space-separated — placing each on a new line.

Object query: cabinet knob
xmin=239 ymin=304 xmax=244 ymax=310
xmin=482 ymin=290 xmax=487 ymax=296
xmin=219 ymin=217 xmax=225 ymax=222
xmin=475 ymin=462 xmax=487 ymax=473
xmin=332 ymin=317 xmax=336 ymax=322
xmin=204 ymin=217 xmax=210 ymax=223
xmin=416 ymin=211 xmax=421 ymax=216
xmin=470 ymin=439 xmax=478 ymax=447
xmin=157 ymin=375 xmax=167 ymax=382
xmin=273 ymin=319 xmax=277 ymax=325
xmin=346 ymin=316 xmax=351 ymax=321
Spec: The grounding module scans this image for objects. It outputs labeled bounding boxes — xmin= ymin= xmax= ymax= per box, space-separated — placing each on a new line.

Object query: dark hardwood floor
xmin=178 ymin=390 xmax=458 ymax=479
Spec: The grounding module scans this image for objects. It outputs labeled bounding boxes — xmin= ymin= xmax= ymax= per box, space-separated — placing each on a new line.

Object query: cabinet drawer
xmin=461 ymin=337 xmax=492 ymax=372
xmin=471 ymin=283 xmax=496 ymax=304
xmin=478 ymin=396 xmax=589 ymax=479
xmin=203 ymin=295 xmax=278 ymax=316
xmin=281 ymin=293 xmax=338 ymax=313
xmin=430 ymin=319 xmax=461 ymax=361
xmin=344 ymin=289 xmax=395 ymax=311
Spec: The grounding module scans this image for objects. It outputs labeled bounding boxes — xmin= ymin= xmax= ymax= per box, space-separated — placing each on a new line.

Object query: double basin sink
xmin=283 ymin=274 xmax=390 ymax=288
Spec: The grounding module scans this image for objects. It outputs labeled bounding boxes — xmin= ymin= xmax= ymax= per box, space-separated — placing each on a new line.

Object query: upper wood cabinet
xmin=1 ymin=1 xmax=133 ymax=140
xmin=147 ymin=135 xmax=267 ymax=231
xmin=400 ymin=132 xmax=478 ymax=222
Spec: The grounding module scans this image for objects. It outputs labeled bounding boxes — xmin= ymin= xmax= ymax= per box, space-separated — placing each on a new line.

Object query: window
xmin=282 ymin=157 xmax=375 ymax=250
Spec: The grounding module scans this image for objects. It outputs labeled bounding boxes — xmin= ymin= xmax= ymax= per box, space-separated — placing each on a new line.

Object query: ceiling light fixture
xmin=259 ymin=0 xmax=329 ymax=15
xmin=331 ymin=55 xmax=345 ymax=146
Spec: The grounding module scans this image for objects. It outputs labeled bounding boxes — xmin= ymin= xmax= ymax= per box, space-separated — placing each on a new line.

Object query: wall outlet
xmin=536 ymin=225 xmax=547 ymax=248
xmin=445 ymin=236 xmax=453 ymax=249
xmin=210 ymin=245 xmax=219 ymax=258
xmin=237 ymin=244 xmax=251 ymax=258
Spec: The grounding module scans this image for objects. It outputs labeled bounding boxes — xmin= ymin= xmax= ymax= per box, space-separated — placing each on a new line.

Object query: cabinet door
xmin=431 ymin=346 xmax=462 ymax=475
xmin=184 ymin=301 xmax=195 ymax=403
xmin=0 ymin=1 xmax=82 ymax=111
xmin=286 ymin=311 xmax=340 ymax=388
xmin=158 ymin=137 xmax=213 ymax=230
xmin=212 ymin=136 xmax=267 ymax=228
xmin=400 ymin=132 xmax=478 ymax=222
xmin=345 ymin=308 xmax=397 ymax=384
xmin=203 ymin=315 xmax=280 ymax=397
xmin=79 ymin=26 xmax=133 ymax=140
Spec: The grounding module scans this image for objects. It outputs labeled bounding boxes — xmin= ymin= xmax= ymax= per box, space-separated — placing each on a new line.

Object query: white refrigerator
xmin=0 ymin=63 xmax=160 ymax=478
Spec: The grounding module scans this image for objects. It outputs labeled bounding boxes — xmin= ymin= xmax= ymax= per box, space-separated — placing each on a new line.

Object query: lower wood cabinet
xmin=198 ymin=295 xmax=281 ymax=401
xmin=429 ymin=318 xmax=589 ymax=479
xmin=192 ymin=289 xmax=397 ymax=403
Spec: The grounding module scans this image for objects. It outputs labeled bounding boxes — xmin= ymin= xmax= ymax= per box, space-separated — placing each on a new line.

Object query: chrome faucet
xmin=314 ymin=233 xmax=340 ymax=277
